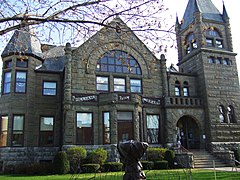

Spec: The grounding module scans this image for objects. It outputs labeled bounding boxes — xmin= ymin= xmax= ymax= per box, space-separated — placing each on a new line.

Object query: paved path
xmin=202 ymin=166 xmax=240 ymax=172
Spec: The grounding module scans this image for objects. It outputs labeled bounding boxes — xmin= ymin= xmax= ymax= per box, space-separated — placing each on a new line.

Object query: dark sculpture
xmin=117 ymin=140 xmax=149 ymax=180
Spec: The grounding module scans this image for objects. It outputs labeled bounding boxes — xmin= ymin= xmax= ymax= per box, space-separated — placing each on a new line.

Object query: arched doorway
xmin=177 ymin=116 xmax=200 ymax=149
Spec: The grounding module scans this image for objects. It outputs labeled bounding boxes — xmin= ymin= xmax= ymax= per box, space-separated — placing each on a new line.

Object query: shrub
xmin=147 ymin=148 xmax=167 ymax=162
xmin=81 ymin=164 xmax=100 ymax=173
xmin=103 ymin=162 xmax=123 ymax=172
xmin=66 ymin=146 xmax=87 ymax=173
xmin=164 ymin=150 xmax=175 ymax=168
xmin=88 ymin=148 xmax=108 ymax=165
xmin=153 ymin=160 xmax=168 ymax=170
xmin=15 ymin=162 xmax=53 ymax=175
xmin=53 ymin=151 xmax=70 ymax=174
xmin=141 ymin=161 xmax=154 ymax=170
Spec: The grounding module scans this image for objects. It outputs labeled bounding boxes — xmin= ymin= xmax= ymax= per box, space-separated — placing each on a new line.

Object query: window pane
xmin=12 ymin=115 xmax=24 ymax=146
xmin=175 ymin=87 xmax=180 ymax=96
xmin=147 ymin=115 xmax=159 ymax=144
xmin=114 ymin=78 xmax=125 ymax=92
xmin=0 ymin=116 xmax=8 ymax=147
xmin=103 ymin=112 xmax=110 ymax=144
xmin=15 ymin=71 xmax=27 ymax=93
xmin=96 ymin=50 xmax=142 ymax=75
xmin=76 ymin=113 xmax=93 ymax=145
xmin=16 ymin=59 xmax=28 ymax=68
xmin=96 ymin=77 xmax=109 ymax=91
xmin=4 ymin=60 xmax=12 ymax=69
xmin=117 ymin=111 xmax=133 ymax=142
xmin=206 ymin=38 xmax=213 ymax=46
xmin=43 ymin=82 xmax=56 ymax=95
xmin=40 ymin=117 xmax=54 ymax=146
xmin=40 ymin=117 xmax=54 ymax=131
xmin=130 ymin=79 xmax=142 ymax=93
xmin=3 ymin=72 xmax=11 ymax=94
xmin=216 ymin=40 xmax=223 ymax=48
xmin=117 ymin=112 xmax=132 ymax=120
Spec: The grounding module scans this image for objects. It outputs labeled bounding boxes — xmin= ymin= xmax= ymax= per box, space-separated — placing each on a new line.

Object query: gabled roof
xmin=181 ymin=0 xmax=224 ymax=30
xmin=1 ymin=28 xmax=43 ymax=59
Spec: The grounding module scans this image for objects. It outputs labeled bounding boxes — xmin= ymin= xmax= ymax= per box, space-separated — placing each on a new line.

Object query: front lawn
xmin=0 ymin=169 xmax=239 ymax=180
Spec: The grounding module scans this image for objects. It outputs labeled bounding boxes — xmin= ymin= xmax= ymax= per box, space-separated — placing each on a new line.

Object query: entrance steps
xmin=191 ymin=150 xmax=227 ymax=168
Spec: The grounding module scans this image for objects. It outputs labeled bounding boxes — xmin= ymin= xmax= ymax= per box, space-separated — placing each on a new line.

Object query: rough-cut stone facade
xmin=0 ymin=0 xmax=239 ymax=170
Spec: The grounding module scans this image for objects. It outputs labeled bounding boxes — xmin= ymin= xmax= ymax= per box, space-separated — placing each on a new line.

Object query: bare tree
xmin=0 ymin=0 xmax=175 ymax=54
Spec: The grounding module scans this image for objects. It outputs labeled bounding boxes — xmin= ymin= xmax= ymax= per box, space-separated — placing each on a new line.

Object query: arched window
xmin=227 ymin=106 xmax=236 ymax=123
xmin=175 ymin=81 xmax=181 ymax=96
xmin=185 ymin=32 xmax=197 ymax=54
xmin=218 ymin=105 xmax=226 ymax=123
xmin=205 ymin=28 xmax=223 ymax=49
xmin=96 ymin=50 xmax=142 ymax=74
xmin=96 ymin=50 xmax=142 ymax=93
xmin=183 ymin=81 xmax=189 ymax=97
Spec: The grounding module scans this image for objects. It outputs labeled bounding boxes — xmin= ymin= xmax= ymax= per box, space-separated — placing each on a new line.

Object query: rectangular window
xmin=117 ymin=112 xmax=133 ymax=142
xmin=206 ymin=38 xmax=213 ymax=47
xmin=0 ymin=116 xmax=8 ymax=147
xmin=16 ymin=59 xmax=28 ymax=68
xmin=3 ymin=72 xmax=11 ymax=94
xmin=183 ymin=87 xmax=189 ymax=96
xmin=43 ymin=81 xmax=57 ymax=96
xmin=4 ymin=60 xmax=12 ymax=69
xmin=15 ymin=71 xmax=27 ymax=93
xmin=103 ymin=112 xmax=110 ymax=144
xmin=147 ymin=115 xmax=159 ymax=144
xmin=114 ymin=78 xmax=125 ymax=92
xmin=96 ymin=76 xmax=109 ymax=91
xmin=12 ymin=115 xmax=24 ymax=146
xmin=39 ymin=117 xmax=54 ymax=146
xmin=175 ymin=87 xmax=180 ymax=96
xmin=130 ymin=79 xmax=142 ymax=93
xmin=216 ymin=39 xmax=223 ymax=48
xmin=76 ymin=113 xmax=93 ymax=145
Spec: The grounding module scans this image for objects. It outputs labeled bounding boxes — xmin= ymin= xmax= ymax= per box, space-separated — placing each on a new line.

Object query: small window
xmin=76 ymin=113 xmax=93 ymax=145
xmin=175 ymin=81 xmax=181 ymax=96
xmin=39 ymin=117 xmax=54 ymax=146
xmin=4 ymin=60 xmax=12 ymax=69
xmin=130 ymin=79 xmax=142 ymax=93
xmin=16 ymin=58 xmax=28 ymax=68
xmin=223 ymin=58 xmax=229 ymax=65
xmin=183 ymin=81 xmax=189 ymax=97
xmin=216 ymin=58 xmax=221 ymax=64
xmin=96 ymin=76 xmax=109 ymax=92
xmin=12 ymin=115 xmax=24 ymax=146
xmin=216 ymin=40 xmax=223 ymax=48
xmin=3 ymin=72 xmax=11 ymax=94
xmin=208 ymin=57 xmax=215 ymax=64
xmin=15 ymin=71 xmax=27 ymax=93
xmin=206 ymin=38 xmax=213 ymax=47
xmin=218 ymin=105 xmax=226 ymax=123
xmin=103 ymin=112 xmax=110 ymax=144
xmin=114 ymin=78 xmax=125 ymax=92
xmin=0 ymin=116 xmax=8 ymax=147
xmin=227 ymin=106 xmax=236 ymax=123
xmin=43 ymin=81 xmax=57 ymax=96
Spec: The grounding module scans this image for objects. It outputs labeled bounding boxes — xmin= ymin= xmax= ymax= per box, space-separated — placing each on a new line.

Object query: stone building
xmin=0 ymin=0 xmax=239 ymax=168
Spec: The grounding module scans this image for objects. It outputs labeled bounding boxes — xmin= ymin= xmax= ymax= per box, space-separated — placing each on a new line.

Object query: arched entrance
xmin=177 ymin=116 xmax=200 ymax=149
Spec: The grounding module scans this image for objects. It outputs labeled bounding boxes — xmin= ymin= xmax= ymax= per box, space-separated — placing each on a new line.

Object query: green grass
xmin=0 ymin=169 xmax=239 ymax=180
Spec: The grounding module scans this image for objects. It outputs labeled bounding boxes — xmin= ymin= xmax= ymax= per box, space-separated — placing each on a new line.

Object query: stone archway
xmin=177 ymin=116 xmax=200 ymax=149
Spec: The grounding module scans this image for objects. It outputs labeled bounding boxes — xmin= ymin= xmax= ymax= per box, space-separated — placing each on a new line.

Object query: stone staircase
xmin=192 ymin=150 xmax=227 ymax=168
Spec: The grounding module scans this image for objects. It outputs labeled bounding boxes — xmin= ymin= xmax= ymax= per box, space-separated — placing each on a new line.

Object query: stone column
xmin=111 ymin=104 xmax=118 ymax=144
xmin=63 ymin=43 xmax=74 ymax=145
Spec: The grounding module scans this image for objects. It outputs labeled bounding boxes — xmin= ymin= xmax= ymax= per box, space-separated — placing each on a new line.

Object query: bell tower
xmin=176 ymin=0 xmax=240 ymax=149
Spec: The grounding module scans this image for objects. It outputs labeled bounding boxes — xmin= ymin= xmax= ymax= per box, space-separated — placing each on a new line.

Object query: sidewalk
xmin=202 ymin=166 xmax=240 ymax=172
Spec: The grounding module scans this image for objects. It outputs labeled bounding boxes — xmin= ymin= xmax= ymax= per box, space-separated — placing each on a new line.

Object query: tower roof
xmin=181 ymin=0 xmax=224 ymax=30
xmin=1 ymin=28 xmax=43 ymax=59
